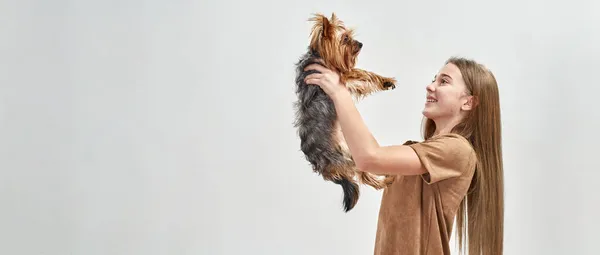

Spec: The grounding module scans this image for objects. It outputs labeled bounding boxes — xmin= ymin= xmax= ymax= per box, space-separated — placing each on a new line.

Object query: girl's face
xmin=423 ymin=63 xmax=473 ymax=121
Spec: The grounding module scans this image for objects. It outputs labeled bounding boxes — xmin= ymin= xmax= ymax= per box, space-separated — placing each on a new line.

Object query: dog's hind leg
xmin=332 ymin=111 xmax=394 ymax=190
xmin=356 ymin=171 xmax=395 ymax=190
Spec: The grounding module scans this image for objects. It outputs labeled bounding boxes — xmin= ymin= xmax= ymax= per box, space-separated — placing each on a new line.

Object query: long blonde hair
xmin=422 ymin=57 xmax=504 ymax=255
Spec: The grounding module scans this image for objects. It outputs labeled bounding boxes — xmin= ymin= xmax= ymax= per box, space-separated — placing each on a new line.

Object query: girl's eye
xmin=441 ymin=79 xmax=450 ymax=84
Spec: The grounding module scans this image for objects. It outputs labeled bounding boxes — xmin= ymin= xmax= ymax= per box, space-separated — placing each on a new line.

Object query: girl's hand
xmin=304 ymin=60 xmax=348 ymax=99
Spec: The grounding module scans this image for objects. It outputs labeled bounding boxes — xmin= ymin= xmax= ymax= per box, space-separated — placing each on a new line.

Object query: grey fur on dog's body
xmin=293 ymin=50 xmax=359 ymax=212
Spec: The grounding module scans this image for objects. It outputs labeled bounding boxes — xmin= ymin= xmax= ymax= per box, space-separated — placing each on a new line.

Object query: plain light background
xmin=1 ymin=0 xmax=599 ymax=254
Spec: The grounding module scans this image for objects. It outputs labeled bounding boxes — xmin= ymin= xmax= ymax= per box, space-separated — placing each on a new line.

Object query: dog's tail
xmin=333 ymin=177 xmax=359 ymax=212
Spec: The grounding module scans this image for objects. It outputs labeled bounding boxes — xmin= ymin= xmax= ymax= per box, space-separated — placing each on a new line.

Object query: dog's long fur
xmin=293 ymin=13 xmax=396 ymax=212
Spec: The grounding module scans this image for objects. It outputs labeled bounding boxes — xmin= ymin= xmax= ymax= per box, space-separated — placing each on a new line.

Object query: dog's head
xmin=308 ymin=13 xmax=362 ymax=73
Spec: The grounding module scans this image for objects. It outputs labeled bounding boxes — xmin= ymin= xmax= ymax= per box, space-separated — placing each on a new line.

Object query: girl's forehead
xmin=438 ymin=63 xmax=462 ymax=79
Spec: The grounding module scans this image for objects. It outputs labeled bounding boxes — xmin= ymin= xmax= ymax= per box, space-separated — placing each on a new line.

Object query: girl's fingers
xmin=305 ymin=78 xmax=320 ymax=86
xmin=304 ymin=73 xmax=324 ymax=81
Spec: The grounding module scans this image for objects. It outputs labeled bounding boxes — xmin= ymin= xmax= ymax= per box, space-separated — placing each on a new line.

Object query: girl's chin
xmin=422 ymin=108 xmax=437 ymax=119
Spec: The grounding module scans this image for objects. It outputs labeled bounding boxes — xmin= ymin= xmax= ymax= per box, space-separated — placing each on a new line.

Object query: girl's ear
xmin=462 ymin=95 xmax=478 ymax=111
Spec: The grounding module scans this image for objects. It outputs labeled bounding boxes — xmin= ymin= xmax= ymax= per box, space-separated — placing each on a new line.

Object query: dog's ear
xmin=330 ymin=13 xmax=338 ymax=24
xmin=321 ymin=15 xmax=331 ymax=38
xmin=308 ymin=13 xmax=332 ymax=39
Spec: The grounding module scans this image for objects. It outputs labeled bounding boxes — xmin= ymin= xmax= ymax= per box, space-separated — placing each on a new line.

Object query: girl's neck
xmin=433 ymin=116 xmax=463 ymax=136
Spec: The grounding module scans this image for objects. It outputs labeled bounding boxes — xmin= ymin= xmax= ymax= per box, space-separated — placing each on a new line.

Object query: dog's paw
xmin=383 ymin=81 xmax=396 ymax=90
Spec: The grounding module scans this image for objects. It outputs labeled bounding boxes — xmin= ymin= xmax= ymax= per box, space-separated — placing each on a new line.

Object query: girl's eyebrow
xmin=433 ymin=73 xmax=453 ymax=81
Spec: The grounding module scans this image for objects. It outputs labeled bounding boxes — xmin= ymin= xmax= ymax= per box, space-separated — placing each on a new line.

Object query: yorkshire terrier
xmin=293 ymin=13 xmax=396 ymax=212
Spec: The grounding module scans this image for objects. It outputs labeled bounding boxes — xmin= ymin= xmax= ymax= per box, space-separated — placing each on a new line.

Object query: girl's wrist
xmin=331 ymin=88 xmax=351 ymax=103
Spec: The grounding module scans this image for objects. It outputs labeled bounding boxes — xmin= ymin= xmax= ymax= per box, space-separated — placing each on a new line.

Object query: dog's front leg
xmin=342 ymin=68 xmax=397 ymax=97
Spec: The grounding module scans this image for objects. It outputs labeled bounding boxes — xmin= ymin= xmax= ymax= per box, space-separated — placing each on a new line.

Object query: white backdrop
xmin=1 ymin=0 xmax=599 ymax=254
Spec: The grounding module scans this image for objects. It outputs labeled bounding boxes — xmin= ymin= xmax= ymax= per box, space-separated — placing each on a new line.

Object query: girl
xmin=304 ymin=57 xmax=504 ymax=255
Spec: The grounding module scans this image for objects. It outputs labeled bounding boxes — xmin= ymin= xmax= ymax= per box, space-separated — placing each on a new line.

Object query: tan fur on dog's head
xmin=308 ymin=13 xmax=362 ymax=74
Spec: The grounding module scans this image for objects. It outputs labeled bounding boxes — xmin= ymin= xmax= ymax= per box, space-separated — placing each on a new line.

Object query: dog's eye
xmin=343 ymin=35 xmax=349 ymax=43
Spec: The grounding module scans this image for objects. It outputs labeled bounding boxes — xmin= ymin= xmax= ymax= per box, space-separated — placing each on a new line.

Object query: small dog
xmin=293 ymin=13 xmax=396 ymax=212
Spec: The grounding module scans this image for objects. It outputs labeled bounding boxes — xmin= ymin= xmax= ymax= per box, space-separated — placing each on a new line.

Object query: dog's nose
xmin=357 ymin=41 xmax=363 ymax=49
